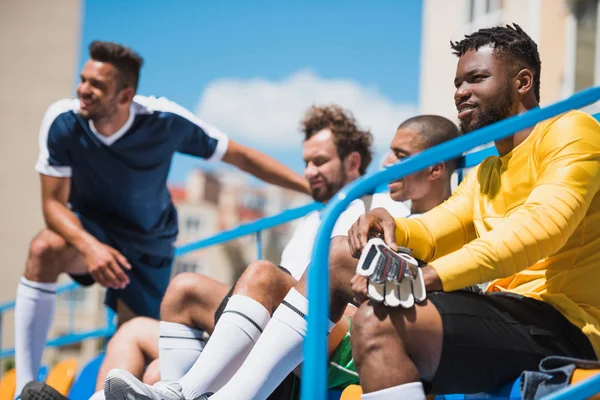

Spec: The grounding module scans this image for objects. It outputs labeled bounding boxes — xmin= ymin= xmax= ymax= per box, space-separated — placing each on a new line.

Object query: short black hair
xmin=399 ymin=115 xmax=461 ymax=173
xmin=301 ymin=105 xmax=373 ymax=175
xmin=450 ymin=23 xmax=541 ymax=102
xmin=89 ymin=41 xmax=144 ymax=92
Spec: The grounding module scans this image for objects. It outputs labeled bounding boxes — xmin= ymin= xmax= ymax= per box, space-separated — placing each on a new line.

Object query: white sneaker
xmin=104 ymin=369 xmax=185 ymax=400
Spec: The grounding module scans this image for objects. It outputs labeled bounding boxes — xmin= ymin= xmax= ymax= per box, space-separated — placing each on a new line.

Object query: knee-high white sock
xmin=212 ymin=288 xmax=335 ymax=400
xmin=14 ymin=277 xmax=57 ymax=396
xmin=159 ymin=321 xmax=206 ymax=381
xmin=362 ymin=382 xmax=426 ymax=400
xmin=178 ymin=295 xmax=270 ymax=399
xmin=89 ymin=389 xmax=105 ymax=400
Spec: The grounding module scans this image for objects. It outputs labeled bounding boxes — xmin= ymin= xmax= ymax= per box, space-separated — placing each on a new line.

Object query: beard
xmin=460 ymin=86 xmax=513 ymax=134
xmin=79 ymin=95 xmax=119 ymax=121
xmin=310 ymin=168 xmax=347 ymax=203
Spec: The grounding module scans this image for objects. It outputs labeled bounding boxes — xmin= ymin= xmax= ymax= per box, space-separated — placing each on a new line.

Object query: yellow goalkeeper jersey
xmin=394 ymin=110 xmax=600 ymax=356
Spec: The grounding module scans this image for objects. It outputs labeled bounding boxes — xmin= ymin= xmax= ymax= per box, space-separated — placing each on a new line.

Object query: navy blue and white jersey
xmin=35 ymin=95 xmax=229 ymax=257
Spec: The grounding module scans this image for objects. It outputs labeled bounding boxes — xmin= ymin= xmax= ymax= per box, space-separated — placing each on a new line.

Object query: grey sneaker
xmin=104 ymin=369 xmax=184 ymax=400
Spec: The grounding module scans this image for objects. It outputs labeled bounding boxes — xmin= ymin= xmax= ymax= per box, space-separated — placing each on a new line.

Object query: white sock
xmin=159 ymin=321 xmax=206 ymax=381
xmin=362 ymin=382 xmax=426 ymax=400
xmin=212 ymin=288 xmax=335 ymax=400
xmin=89 ymin=390 xmax=105 ymax=400
xmin=178 ymin=295 xmax=270 ymax=398
xmin=14 ymin=277 xmax=57 ymax=397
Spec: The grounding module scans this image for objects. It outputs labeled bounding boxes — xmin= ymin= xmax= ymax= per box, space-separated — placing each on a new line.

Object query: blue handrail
xmin=301 ymin=87 xmax=600 ymax=399
xmin=174 ymin=202 xmax=323 ymax=257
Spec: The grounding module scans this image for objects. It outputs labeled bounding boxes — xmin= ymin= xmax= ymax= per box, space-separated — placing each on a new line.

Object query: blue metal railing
xmin=301 ymin=88 xmax=600 ymax=400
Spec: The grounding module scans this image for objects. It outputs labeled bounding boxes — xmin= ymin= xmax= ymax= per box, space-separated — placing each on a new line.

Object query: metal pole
xmin=256 ymin=230 xmax=263 ymax=260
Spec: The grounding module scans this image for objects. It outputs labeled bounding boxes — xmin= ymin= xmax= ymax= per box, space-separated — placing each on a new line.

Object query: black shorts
xmin=427 ymin=291 xmax=596 ymax=395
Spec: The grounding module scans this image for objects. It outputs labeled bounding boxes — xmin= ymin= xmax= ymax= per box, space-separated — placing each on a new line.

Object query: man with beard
xmin=95 ymin=105 xmax=372 ymax=400
xmin=15 ymin=40 xmax=311 ymax=397
xmin=345 ymin=24 xmax=600 ymax=399
xmin=103 ymin=114 xmax=460 ymax=400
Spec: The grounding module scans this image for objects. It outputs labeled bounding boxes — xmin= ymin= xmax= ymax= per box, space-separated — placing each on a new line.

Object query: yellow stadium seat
xmin=571 ymin=368 xmax=600 ymax=400
xmin=340 ymin=384 xmax=362 ymax=400
xmin=45 ymin=358 xmax=78 ymax=396
xmin=0 ymin=369 xmax=16 ymax=400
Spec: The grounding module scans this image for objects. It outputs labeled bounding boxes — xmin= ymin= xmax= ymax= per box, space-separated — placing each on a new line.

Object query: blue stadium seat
xmin=435 ymin=377 xmax=521 ymax=399
xmin=68 ymin=353 xmax=105 ymax=400
xmin=37 ymin=365 xmax=49 ymax=382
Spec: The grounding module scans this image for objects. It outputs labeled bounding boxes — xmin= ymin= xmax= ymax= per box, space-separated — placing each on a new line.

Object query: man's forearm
xmin=43 ymin=200 xmax=96 ymax=252
xmin=240 ymin=148 xmax=309 ymax=194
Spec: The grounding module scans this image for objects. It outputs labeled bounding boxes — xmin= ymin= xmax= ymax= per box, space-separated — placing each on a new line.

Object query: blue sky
xmin=79 ymin=0 xmax=423 ymax=185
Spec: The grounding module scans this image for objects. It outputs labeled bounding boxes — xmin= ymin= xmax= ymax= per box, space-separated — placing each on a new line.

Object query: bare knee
xmin=351 ymin=302 xmax=400 ymax=365
xmin=25 ymin=231 xmax=68 ymax=282
xmin=161 ymin=273 xmax=213 ymax=323
xmin=235 ymin=261 xmax=281 ymax=293
xmin=107 ymin=317 xmax=150 ymax=354
xmin=234 ymin=261 xmax=293 ymax=312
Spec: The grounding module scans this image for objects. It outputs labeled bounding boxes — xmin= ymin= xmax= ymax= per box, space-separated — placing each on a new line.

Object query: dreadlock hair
xmin=450 ymin=23 xmax=541 ymax=102
xmin=301 ymin=105 xmax=373 ymax=175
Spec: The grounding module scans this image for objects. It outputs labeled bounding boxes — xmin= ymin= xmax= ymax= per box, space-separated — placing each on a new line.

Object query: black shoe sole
xmin=21 ymin=382 xmax=69 ymax=400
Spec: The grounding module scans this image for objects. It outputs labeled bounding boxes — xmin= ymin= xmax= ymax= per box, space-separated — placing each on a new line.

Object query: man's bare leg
xmin=95 ymin=317 xmax=160 ymax=391
xmin=210 ymin=236 xmax=358 ymax=400
xmin=155 ymin=273 xmax=230 ymax=382
xmin=16 ymin=229 xmax=88 ymax=395
xmin=351 ymin=301 xmax=443 ymax=397
xmin=160 ymin=272 xmax=230 ymax=334
xmin=173 ymin=260 xmax=297 ymax=398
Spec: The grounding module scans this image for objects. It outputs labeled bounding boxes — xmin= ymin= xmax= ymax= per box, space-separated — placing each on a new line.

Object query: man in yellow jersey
xmin=346 ymin=24 xmax=600 ymax=399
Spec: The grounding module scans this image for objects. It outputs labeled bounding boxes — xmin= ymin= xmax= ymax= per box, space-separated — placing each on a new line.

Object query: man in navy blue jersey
xmin=14 ymin=40 xmax=309 ymax=396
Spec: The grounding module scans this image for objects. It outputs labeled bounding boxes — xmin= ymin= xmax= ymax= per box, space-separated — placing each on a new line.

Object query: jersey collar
xmin=88 ymin=104 xmax=136 ymax=146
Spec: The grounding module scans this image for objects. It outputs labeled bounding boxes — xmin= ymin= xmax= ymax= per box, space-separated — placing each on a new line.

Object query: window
xmin=184 ymin=215 xmax=203 ymax=235
xmin=573 ymin=0 xmax=597 ymax=92
xmin=57 ymin=287 xmax=90 ymax=310
xmin=175 ymin=260 xmax=205 ymax=275
xmin=466 ymin=0 xmax=503 ymax=27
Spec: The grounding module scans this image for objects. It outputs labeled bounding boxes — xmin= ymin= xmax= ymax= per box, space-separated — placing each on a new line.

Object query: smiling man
xmin=13 ymin=40 xmax=310 ymax=397
xmin=345 ymin=24 xmax=600 ymax=399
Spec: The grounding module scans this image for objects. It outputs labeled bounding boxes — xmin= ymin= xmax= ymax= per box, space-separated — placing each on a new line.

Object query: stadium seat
xmin=37 ymin=365 xmax=49 ymax=382
xmin=45 ymin=358 xmax=78 ymax=396
xmin=0 ymin=369 xmax=16 ymax=400
xmin=68 ymin=353 xmax=105 ymax=400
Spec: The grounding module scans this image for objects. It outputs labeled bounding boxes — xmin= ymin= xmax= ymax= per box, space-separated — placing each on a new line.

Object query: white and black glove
xmin=355 ymin=238 xmax=426 ymax=308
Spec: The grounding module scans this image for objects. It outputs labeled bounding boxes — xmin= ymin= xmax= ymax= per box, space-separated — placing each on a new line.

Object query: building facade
xmin=419 ymin=0 xmax=600 ymax=120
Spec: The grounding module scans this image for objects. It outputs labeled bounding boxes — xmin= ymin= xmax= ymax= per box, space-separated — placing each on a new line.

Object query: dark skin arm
xmin=348 ymin=208 xmax=444 ymax=303
xmin=41 ymin=174 xmax=131 ymax=289
xmin=222 ymin=139 xmax=310 ymax=195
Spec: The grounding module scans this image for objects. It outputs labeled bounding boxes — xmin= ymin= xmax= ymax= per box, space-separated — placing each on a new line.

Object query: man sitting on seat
xmin=104 ymin=114 xmax=461 ymax=400
xmin=346 ymin=24 xmax=600 ymax=399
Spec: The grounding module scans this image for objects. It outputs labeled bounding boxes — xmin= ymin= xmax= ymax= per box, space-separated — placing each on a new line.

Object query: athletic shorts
xmin=426 ymin=291 xmax=596 ymax=395
xmin=69 ymin=214 xmax=173 ymax=319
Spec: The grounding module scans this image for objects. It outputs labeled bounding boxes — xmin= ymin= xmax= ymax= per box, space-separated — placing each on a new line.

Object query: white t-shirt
xmin=279 ymin=199 xmax=366 ymax=279
xmin=280 ymin=195 xmax=412 ymax=280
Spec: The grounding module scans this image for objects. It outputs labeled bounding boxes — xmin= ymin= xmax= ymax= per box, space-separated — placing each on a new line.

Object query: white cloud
xmin=195 ymin=70 xmax=418 ymax=151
